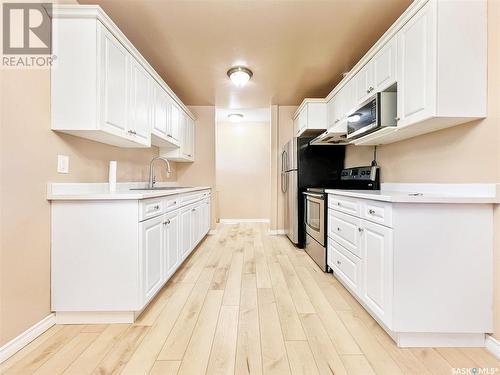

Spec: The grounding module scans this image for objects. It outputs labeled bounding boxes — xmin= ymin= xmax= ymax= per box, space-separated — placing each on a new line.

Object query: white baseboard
xmin=396 ymin=332 xmax=485 ymax=348
xmin=268 ymin=229 xmax=286 ymax=235
xmin=219 ymin=219 xmax=270 ymax=224
xmin=55 ymin=311 xmax=135 ymax=324
xmin=485 ymin=334 xmax=500 ymax=359
xmin=0 ymin=313 xmax=56 ymax=364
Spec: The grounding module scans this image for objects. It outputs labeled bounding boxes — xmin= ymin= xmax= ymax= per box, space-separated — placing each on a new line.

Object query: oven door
xmin=303 ymin=192 xmax=325 ymax=246
xmin=347 ymin=94 xmax=379 ymax=139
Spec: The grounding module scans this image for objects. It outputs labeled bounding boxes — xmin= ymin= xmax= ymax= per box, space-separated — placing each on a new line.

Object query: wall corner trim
xmin=0 ymin=313 xmax=56 ymax=364
xmin=485 ymin=334 xmax=500 ymax=360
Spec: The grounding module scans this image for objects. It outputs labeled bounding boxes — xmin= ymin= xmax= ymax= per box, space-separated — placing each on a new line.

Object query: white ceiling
xmin=79 ymin=0 xmax=413 ymax=108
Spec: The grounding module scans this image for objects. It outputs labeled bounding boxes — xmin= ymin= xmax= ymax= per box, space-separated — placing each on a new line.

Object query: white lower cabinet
xmin=327 ymin=193 xmax=492 ymax=347
xmin=51 ymin=189 xmax=211 ymax=324
xmin=359 ymin=219 xmax=393 ymax=326
xmin=164 ymin=210 xmax=179 ymax=279
xmin=180 ymin=204 xmax=193 ymax=260
xmin=140 ymin=215 xmax=164 ymax=304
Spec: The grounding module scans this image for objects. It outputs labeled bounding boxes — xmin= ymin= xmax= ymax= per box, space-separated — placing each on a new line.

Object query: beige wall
xmin=216 ymin=121 xmax=271 ymax=220
xmin=177 ymin=106 xmax=217 ymax=228
xmin=0 ymin=67 xmax=179 ymax=345
xmin=345 ymin=0 xmax=500 ymax=340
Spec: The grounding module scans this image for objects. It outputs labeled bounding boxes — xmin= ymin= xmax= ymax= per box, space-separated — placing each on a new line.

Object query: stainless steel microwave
xmin=346 ymin=92 xmax=397 ymax=139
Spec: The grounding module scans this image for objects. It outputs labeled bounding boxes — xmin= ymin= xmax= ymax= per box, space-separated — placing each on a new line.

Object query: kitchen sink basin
xmin=129 ymin=186 xmax=192 ymax=191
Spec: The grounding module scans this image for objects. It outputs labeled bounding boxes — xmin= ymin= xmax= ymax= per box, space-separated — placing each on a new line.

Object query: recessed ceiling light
xmin=227 ymin=66 xmax=253 ymax=87
xmin=227 ymin=113 xmax=244 ymax=123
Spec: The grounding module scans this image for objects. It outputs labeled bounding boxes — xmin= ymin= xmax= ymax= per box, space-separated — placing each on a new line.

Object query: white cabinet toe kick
xmin=50 ymin=189 xmax=211 ymax=324
xmin=327 ymin=193 xmax=493 ymax=348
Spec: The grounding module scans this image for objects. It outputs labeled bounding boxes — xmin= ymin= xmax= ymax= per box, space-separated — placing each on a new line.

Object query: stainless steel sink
xmin=129 ymin=186 xmax=192 ymax=191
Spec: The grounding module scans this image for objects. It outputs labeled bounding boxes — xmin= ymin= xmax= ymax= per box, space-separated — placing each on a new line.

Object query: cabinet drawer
xmin=328 ymin=238 xmax=361 ymax=295
xmin=328 ymin=210 xmax=362 ymax=258
xmin=163 ymin=196 xmax=179 ymax=213
xmin=140 ymin=199 xmax=164 ymax=221
xmin=179 ymin=191 xmax=206 ymax=206
xmin=328 ymin=195 xmax=360 ymax=216
xmin=361 ymin=200 xmax=392 ymax=227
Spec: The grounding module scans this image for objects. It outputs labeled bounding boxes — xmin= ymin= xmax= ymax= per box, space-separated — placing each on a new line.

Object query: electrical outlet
xmin=57 ymin=155 xmax=69 ymax=174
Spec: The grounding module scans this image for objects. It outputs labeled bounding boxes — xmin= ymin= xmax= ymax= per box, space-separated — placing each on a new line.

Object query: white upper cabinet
xmin=293 ymin=100 xmax=327 ymax=137
xmin=152 ymin=82 xmax=180 ymax=148
xmin=161 ymin=113 xmax=195 ymax=162
xmin=314 ymin=0 xmax=486 ymax=146
xmin=354 ymin=64 xmax=372 ymax=104
xmin=128 ymin=58 xmax=152 ymax=146
xmin=372 ymin=38 xmax=397 ymax=94
xmin=100 ymin=27 xmax=128 ymax=137
xmin=397 ymin=1 xmax=436 ymax=128
xmin=51 ymin=6 xmax=195 ymax=149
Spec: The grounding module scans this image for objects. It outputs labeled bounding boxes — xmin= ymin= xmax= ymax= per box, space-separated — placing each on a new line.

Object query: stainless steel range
xmin=303 ymin=165 xmax=380 ymax=272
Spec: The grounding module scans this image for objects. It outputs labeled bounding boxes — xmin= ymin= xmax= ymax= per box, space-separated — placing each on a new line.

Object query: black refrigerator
xmin=281 ymin=136 xmax=345 ymax=248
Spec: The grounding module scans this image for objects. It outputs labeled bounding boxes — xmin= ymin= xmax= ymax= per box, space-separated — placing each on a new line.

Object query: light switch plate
xmin=57 ymin=155 xmax=69 ymax=174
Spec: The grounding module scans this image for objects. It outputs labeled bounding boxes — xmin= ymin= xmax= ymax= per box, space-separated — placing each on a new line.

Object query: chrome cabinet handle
xmin=337 ymin=227 xmax=341 ymax=231
xmin=395 ymin=117 xmax=400 ymax=122
xmin=337 ymin=202 xmax=341 ymax=206
xmin=358 ymin=227 xmax=364 ymax=232
xmin=336 ymin=260 xmax=341 ymax=265
xmin=154 ymin=205 xmax=160 ymax=210
xmin=368 ymin=209 xmax=376 ymax=215
xmin=369 ymin=86 xmax=374 ymax=92
xmin=366 ymin=89 xmax=370 ymax=94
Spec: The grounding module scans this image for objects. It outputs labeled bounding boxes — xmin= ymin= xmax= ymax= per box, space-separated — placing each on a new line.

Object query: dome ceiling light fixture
xmin=227 ymin=113 xmax=244 ymax=123
xmin=227 ymin=66 xmax=253 ymax=87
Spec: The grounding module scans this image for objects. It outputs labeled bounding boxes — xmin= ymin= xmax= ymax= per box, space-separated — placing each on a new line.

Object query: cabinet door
xmin=373 ymin=38 xmax=397 ymax=92
xmin=190 ymin=204 xmax=201 ymax=247
xmin=205 ymin=199 xmax=211 ymax=234
xmin=354 ymin=64 xmax=372 ymax=104
xmin=140 ymin=215 xmax=164 ymax=304
xmin=153 ymin=85 xmax=168 ymax=138
xmin=129 ymin=58 xmax=152 ymax=145
xmin=326 ymin=97 xmax=336 ymax=129
xmin=170 ymin=102 xmax=180 ymax=141
xmin=298 ymin=105 xmax=308 ymax=132
xmin=187 ymin=118 xmax=195 ymax=159
xmin=397 ymin=1 xmax=436 ymax=127
xmin=180 ymin=206 xmax=192 ymax=260
xmin=360 ymin=219 xmax=393 ymax=327
xmin=164 ymin=211 xmax=179 ymax=279
xmin=100 ymin=28 xmax=128 ymax=136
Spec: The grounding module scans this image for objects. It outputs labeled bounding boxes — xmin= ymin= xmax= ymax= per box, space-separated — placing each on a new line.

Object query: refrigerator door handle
xmin=281 ymin=150 xmax=288 ymax=193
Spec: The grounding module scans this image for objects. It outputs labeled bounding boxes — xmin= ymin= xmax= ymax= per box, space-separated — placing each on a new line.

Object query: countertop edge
xmin=324 ymin=189 xmax=499 ymax=204
xmin=47 ymin=186 xmax=212 ymax=201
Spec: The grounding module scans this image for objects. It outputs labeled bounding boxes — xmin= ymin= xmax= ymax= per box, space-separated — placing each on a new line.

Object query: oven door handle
xmin=303 ymin=192 xmax=325 ymax=199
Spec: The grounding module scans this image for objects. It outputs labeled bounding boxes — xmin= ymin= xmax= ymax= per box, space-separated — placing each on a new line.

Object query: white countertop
xmin=325 ymin=183 xmax=499 ymax=204
xmin=47 ymin=182 xmax=211 ymax=200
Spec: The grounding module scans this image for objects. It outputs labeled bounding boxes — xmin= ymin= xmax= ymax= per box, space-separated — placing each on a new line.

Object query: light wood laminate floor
xmin=1 ymin=224 xmax=498 ymax=374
